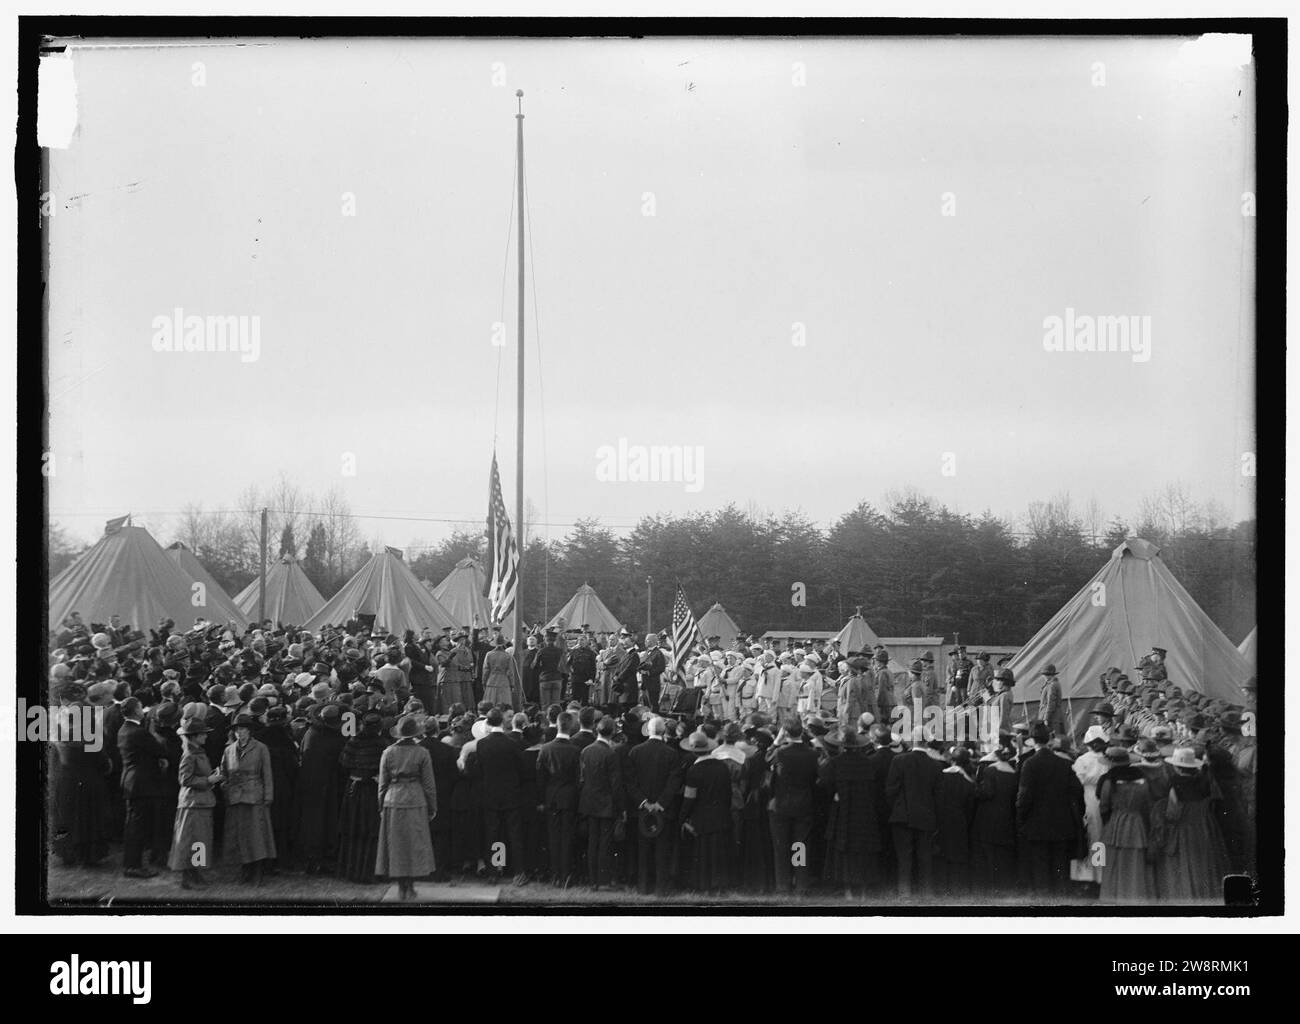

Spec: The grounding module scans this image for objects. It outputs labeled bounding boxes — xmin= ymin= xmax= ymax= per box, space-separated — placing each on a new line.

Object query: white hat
xmin=1083 ymin=724 xmax=1110 ymax=746
xmin=471 ymin=718 xmax=490 ymax=741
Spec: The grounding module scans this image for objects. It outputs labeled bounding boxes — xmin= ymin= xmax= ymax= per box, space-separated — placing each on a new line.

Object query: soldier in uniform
xmin=873 ymin=650 xmax=896 ymax=726
xmin=920 ymin=651 xmax=941 ymax=708
xmin=1037 ymin=664 xmax=1067 ymax=737
xmin=947 ymin=647 xmax=973 ymax=706
xmin=967 ymin=651 xmax=992 ymax=705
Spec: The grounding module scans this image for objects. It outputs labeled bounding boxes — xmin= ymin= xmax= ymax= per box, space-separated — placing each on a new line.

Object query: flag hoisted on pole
xmin=487 ymin=451 xmax=520 ymax=629
xmin=670 ymin=582 xmax=704 ymax=682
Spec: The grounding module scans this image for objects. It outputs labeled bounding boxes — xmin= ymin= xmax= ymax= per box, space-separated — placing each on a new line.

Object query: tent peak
xmin=1114 ymin=537 xmax=1160 ymax=561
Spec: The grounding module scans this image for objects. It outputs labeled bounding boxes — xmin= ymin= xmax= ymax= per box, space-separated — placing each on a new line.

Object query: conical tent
xmin=165 ymin=542 xmax=247 ymax=627
xmin=1010 ymin=538 xmax=1252 ymax=732
xmin=50 ymin=518 xmax=212 ymax=631
xmin=836 ymin=610 xmax=883 ymax=653
xmin=234 ymin=554 xmax=325 ymax=627
xmin=546 ymin=583 xmax=622 ymax=633
xmin=301 ymin=547 xmax=458 ymax=634
xmin=1238 ymin=627 xmax=1257 ymax=671
xmin=698 ymin=603 xmax=742 ymax=645
xmin=432 ymin=556 xmax=493 ymax=630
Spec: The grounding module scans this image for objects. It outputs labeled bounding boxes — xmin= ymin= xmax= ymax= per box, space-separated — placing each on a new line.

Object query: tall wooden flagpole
xmin=514 ymin=89 xmax=526 ymax=672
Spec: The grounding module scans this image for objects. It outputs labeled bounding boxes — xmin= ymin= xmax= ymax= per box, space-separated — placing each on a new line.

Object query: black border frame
xmin=16 ymin=14 xmax=1283 ymax=918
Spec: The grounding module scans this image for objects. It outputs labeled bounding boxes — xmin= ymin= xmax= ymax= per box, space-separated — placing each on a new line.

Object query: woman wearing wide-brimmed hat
xmin=375 ymin=714 xmax=438 ymax=900
xmin=1156 ymin=745 xmax=1230 ymax=903
xmin=259 ymin=705 xmax=298 ymax=873
xmin=1069 ymin=725 xmax=1111 ymax=887
xmin=678 ymin=729 xmax=731 ymax=895
xmin=170 ymin=713 xmax=219 ymax=891
xmin=294 ymin=702 xmax=346 ymax=875
xmin=820 ymin=728 xmax=883 ymax=899
xmin=337 ymin=710 xmax=389 ymax=884
xmin=1097 ymin=745 xmax=1154 ymax=904
xmin=219 ymin=713 xmax=277 ymax=885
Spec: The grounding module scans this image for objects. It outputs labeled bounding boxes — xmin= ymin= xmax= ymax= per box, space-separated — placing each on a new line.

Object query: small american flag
xmin=670 ymin=583 xmax=703 ymax=682
xmin=486 ymin=453 xmax=519 ymax=626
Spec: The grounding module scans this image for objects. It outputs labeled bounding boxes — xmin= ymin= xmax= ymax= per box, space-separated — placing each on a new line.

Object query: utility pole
xmin=646 ymin=575 xmax=653 ymax=638
xmin=258 ymin=507 xmax=268 ymax=624
xmin=513 ymin=89 xmax=526 ymax=674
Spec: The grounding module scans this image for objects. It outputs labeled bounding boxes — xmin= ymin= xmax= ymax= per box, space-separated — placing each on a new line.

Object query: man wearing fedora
xmin=768 ymin=716 xmax=820 ymax=895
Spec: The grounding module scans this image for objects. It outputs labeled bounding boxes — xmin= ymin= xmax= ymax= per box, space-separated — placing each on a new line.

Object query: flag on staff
xmin=671 ymin=583 xmax=704 ymax=681
xmin=487 ymin=452 xmax=519 ymax=626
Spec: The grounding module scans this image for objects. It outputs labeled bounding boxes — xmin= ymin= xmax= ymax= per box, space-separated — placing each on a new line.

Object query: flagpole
xmin=513 ymin=89 xmax=526 ymax=674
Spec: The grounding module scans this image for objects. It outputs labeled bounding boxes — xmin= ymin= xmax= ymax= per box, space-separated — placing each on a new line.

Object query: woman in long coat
xmin=1070 ymin=728 xmax=1110 ymax=887
xmin=376 ymin=714 xmax=438 ymax=900
xmin=678 ymin=731 xmax=732 ymax=895
xmin=220 ymin=713 xmax=277 ymax=885
xmin=820 ymin=729 xmax=882 ymax=898
xmin=50 ymin=683 xmax=111 ymax=868
xmin=1098 ymin=746 xmax=1156 ymax=904
xmin=482 ymin=639 xmax=520 ymax=707
xmin=972 ymin=747 xmax=1019 ymax=894
xmin=337 ymin=710 xmax=388 ymax=883
xmin=1157 ymin=747 xmax=1230 ymax=903
xmin=170 ymin=712 xmax=217 ymax=890
xmin=935 ymin=746 xmax=976 ymax=898
xmin=259 ymin=706 xmax=299 ymax=872
xmin=294 ymin=704 xmax=346 ymax=874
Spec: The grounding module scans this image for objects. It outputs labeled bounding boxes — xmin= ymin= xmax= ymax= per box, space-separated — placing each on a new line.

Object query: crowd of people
xmin=46 ymin=610 xmax=1258 ymax=904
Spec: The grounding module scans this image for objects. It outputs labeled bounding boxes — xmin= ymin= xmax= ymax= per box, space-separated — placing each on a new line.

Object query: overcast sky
xmin=46 ymin=35 xmax=1256 ymax=550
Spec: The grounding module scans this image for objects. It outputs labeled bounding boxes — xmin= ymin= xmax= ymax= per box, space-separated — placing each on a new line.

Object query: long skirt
xmin=52 ymin=768 xmax=109 ymax=867
xmin=376 ymin=806 xmax=435 ymax=878
xmin=169 ymin=806 xmax=214 ymax=872
xmin=224 ymin=803 xmax=277 ymax=865
xmin=1070 ymin=784 xmax=1104 ymax=884
xmin=1159 ymin=801 xmax=1230 ymax=902
xmin=483 ymin=681 xmax=513 ymax=706
xmin=689 ymin=829 xmax=731 ymax=892
xmin=337 ymin=778 xmax=381 ymax=883
xmin=1100 ymin=846 xmax=1155 ymax=904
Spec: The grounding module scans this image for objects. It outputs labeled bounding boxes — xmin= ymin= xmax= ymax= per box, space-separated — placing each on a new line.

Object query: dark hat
xmin=1151 ymin=646 xmax=1167 ymax=657
xmin=390 ymin=713 xmax=423 ymax=740
xmin=679 ymin=730 xmax=718 ymax=754
xmin=921 ymin=651 xmax=935 ymax=662
xmin=312 ymin=704 xmax=343 ymax=730
xmin=1218 ymin=711 xmax=1244 ymax=733
xmin=311 ymin=662 xmax=331 ymax=675
xmin=232 ymin=713 xmax=258 ymax=730
xmin=1092 ymin=703 xmax=1115 ymax=718
xmin=993 ymin=667 xmax=1015 ymax=685
xmin=1105 ymin=746 xmax=1137 ymax=766
xmin=1042 ymin=664 xmax=1058 ymax=677
xmin=638 ymin=806 xmax=666 ymax=839
xmin=152 ymin=701 xmax=181 ymax=727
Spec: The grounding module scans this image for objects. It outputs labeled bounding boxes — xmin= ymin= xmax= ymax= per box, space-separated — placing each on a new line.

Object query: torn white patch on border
xmin=38 ymin=53 xmax=78 ymax=149
xmin=1177 ymin=34 xmax=1253 ymax=70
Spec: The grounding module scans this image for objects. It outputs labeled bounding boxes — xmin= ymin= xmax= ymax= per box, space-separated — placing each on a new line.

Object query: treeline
xmin=49 ymin=484 xmax=1256 ymax=646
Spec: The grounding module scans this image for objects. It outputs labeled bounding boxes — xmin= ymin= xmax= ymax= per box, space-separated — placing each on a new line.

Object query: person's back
xmin=772 ymin=739 xmax=820 ymax=819
xmin=475 ymin=730 xmax=526 ymax=811
xmin=579 ymin=738 xmax=621 ymax=818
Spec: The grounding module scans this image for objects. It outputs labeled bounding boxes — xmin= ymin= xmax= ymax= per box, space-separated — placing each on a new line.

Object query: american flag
xmin=670 ymin=583 xmax=703 ymax=682
xmin=486 ymin=453 xmax=519 ymax=626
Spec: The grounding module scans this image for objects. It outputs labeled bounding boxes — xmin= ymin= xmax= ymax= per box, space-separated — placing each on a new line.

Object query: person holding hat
xmin=295 ymin=703 xmax=347 ymax=875
xmin=1097 ymin=745 xmax=1155 ymax=904
xmin=1158 ymin=746 xmax=1231 ymax=902
xmin=170 ymin=712 xmax=219 ymax=891
xmin=218 ymin=714 xmax=277 ymax=885
xmin=376 ymin=715 xmax=438 ymax=900
xmin=627 ymin=714 xmax=684 ymax=896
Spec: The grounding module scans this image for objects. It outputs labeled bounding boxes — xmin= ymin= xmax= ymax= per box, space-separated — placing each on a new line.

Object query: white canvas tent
xmin=432 ymin=556 xmax=493 ymax=630
xmin=50 ymin=517 xmax=214 ymax=631
xmin=302 ymin=547 xmax=458 ymax=634
xmin=698 ymin=602 xmax=742 ymax=646
xmin=546 ymin=583 xmax=622 ymax=633
xmin=1237 ymin=627 xmax=1257 ymax=671
xmin=234 ymin=554 xmax=325 ymax=627
xmin=165 ymin=542 xmax=248 ymax=628
xmin=1010 ymin=538 xmax=1252 ymax=732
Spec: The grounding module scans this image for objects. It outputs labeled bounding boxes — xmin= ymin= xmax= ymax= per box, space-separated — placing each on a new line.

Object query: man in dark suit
xmin=101 ymin=682 xmax=130 ymax=842
xmin=536 ymin=711 xmax=582 ymax=885
xmin=627 ymin=715 xmax=683 ymax=895
xmin=1016 ymin=722 xmax=1084 ymax=897
xmin=578 ymin=717 xmax=623 ymax=888
xmin=768 ymin=717 xmax=821 ymax=894
xmin=472 ymin=707 xmax=529 ymax=882
xmin=117 ymin=697 xmax=167 ymax=878
xmin=421 ymin=718 xmax=461 ymax=882
xmin=863 ymin=723 xmax=898 ymax=884
xmin=572 ymin=707 xmax=597 ymax=753
xmin=885 ymin=731 xmax=943 ymax=897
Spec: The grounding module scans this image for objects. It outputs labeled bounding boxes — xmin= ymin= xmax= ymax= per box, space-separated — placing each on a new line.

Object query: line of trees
xmin=49 ymin=482 xmax=1255 ymax=646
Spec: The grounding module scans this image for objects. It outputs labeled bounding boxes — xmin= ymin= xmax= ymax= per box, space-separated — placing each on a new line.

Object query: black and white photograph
xmin=20 ymin=16 xmax=1278 ymax=925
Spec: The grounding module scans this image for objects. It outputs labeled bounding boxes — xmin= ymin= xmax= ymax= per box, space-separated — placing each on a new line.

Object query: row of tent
xmin=49 ymin=521 xmax=1256 ymax=724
